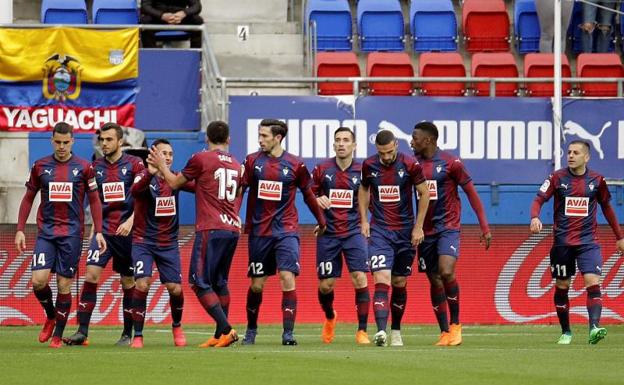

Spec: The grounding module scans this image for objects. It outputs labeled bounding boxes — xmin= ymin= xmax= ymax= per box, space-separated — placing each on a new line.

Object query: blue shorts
xmin=368 ymin=227 xmax=415 ymax=276
xmin=248 ymin=234 xmax=300 ymax=277
xmin=417 ymin=230 xmax=461 ymax=273
xmin=316 ymin=233 xmax=369 ymax=279
xmin=132 ymin=243 xmax=182 ymax=284
xmin=550 ymin=244 xmax=603 ymax=279
xmin=31 ymin=236 xmax=82 ymax=278
xmin=86 ymin=234 xmax=133 ymax=277
xmin=189 ymin=230 xmax=239 ymax=291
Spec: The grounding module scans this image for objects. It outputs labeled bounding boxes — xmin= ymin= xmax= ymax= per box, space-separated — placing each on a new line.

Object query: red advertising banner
xmin=1 ymin=225 xmax=622 ymax=326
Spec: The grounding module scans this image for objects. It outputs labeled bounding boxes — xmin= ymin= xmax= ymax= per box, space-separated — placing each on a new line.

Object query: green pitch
xmin=2 ymin=324 xmax=623 ymax=385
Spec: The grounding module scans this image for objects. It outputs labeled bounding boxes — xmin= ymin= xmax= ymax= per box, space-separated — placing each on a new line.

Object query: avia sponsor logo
xmin=220 ymin=214 xmax=241 ymax=228
xmin=495 ymin=230 xmax=624 ymax=323
xmin=247 ymin=119 xmax=369 ymax=158
xmin=1 ymin=107 xmax=118 ymax=131
xmin=417 ymin=180 xmax=438 ymax=200
xmin=102 ymin=182 xmax=125 ymax=202
xmin=48 ymin=182 xmax=73 ymax=202
xmin=564 ymin=197 xmax=589 ymax=217
xmin=155 ymin=196 xmax=176 ymax=217
xmin=329 ymin=189 xmax=353 ymax=208
xmin=378 ymin=185 xmax=400 ymax=202
xmin=258 ymin=180 xmax=282 ymax=201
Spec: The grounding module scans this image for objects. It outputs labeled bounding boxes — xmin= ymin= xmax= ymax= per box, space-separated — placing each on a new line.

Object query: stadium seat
xmin=462 ymin=0 xmax=510 ymax=52
xmin=514 ymin=0 xmax=540 ymax=54
xmin=306 ymin=0 xmax=353 ymax=51
xmin=576 ymin=53 xmax=624 ymax=97
xmin=410 ymin=0 xmax=457 ymax=52
xmin=366 ymin=52 xmax=413 ymax=95
xmin=419 ymin=52 xmax=465 ymax=96
xmin=41 ymin=0 xmax=88 ymax=24
xmin=357 ymin=0 xmax=405 ymax=52
xmin=524 ymin=53 xmax=572 ymax=97
xmin=93 ymin=0 xmax=139 ymax=24
xmin=471 ymin=52 xmax=518 ymax=97
xmin=316 ymin=52 xmax=361 ymax=95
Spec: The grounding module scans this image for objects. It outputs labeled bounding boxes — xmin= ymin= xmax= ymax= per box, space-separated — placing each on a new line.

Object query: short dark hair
xmin=152 ymin=138 xmax=171 ymax=148
xmin=52 ymin=122 xmax=73 ymax=137
xmin=98 ymin=122 xmax=123 ymax=140
xmin=207 ymin=121 xmax=230 ymax=144
xmin=414 ymin=121 xmax=439 ymax=140
xmin=569 ymin=140 xmax=590 ymax=153
xmin=334 ymin=127 xmax=355 ymax=141
xmin=375 ymin=130 xmax=395 ymax=146
xmin=260 ymin=119 xmax=288 ymax=140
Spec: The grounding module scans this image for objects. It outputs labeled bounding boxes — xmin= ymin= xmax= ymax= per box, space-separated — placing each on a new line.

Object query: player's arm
xmin=15 ymin=189 xmax=37 ymax=254
xmin=413 ymin=181 xmax=430 ymax=246
xmin=596 ymin=178 xmax=624 ymax=253
xmin=130 ymin=170 xmax=152 ymax=196
xmin=147 ymin=146 xmax=188 ymax=189
xmin=311 ymin=165 xmax=331 ymax=210
xmin=530 ymin=175 xmax=554 ymax=234
xmin=358 ymin=184 xmax=370 ymax=238
xmin=87 ymin=189 xmax=107 ymax=254
xmin=297 ymin=163 xmax=327 ymax=234
xmin=461 ymin=181 xmax=492 ymax=250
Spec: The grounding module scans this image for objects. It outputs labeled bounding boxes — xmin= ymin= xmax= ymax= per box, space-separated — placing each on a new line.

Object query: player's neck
xmin=269 ymin=146 xmax=284 ymax=158
xmin=105 ymin=150 xmax=123 ymax=164
xmin=422 ymin=146 xmax=437 ymax=159
xmin=335 ymin=156 xmax=353 ymax=171
xmin=53 ymin=153 xmax=72 ymax=163
xmin=569 ymin=165 xmax=587 ymax=176
xmin=208 ymin=143 xmax=227 ymax=152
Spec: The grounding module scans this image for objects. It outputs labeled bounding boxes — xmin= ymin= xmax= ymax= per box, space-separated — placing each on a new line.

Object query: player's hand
xmin=172 ymin=11 xmax=186 ymax=24
xmin=95 ymin=233 xmax=107 ymax=254
xmin=361 ymin=221 xmax=370 ymax=238
xmin=161 ymin=12 xmax=175 ymax=23
xmin=316 ymin=196 xmax=331 ymax=210
xmin=116 ymin=218 xmax=133 ymax=236
xmin=480 ymin=232 xmax=492 ymax=250
xmin=530 ymin=217 xmax=542 ymax=234
xmin=147 ymin=146 xmax=167 ymax=171
xmin=616 ymin=238 xmax=624 ymax=255
xmin=314 ymin=224 xmax=326 ymax=237
xmin=411 ymin=226 xmax=424 ymax=247
xmin=15 ymin=231 xmax=26 ymax=254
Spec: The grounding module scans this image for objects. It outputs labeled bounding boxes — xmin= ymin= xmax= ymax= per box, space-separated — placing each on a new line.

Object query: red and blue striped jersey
xmin=92 ymin=153 xmax=144 ymax=235
xmin=25 ymin=154 xmax=97 ymax=239
xmin=181 ymin=149 xmax=242 ymax=232
xmin=312 ymin=158 xmax=362 ymax=237
xmin=242 ymin=151 xmax=325 ymax=236
xmin=131 ymin=171 xmax=184 ymax=248
xmin=416 ymin=149 xmax=471 ymax=235
xmin=361 ymin=151 xmax=425 ymax=231
xmin=537 ymin=168 xmax=611 ymax=246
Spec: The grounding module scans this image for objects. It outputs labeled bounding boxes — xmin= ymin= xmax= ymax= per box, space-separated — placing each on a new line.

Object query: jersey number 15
xmin=214 ymin=168 xmax=238 ymax=202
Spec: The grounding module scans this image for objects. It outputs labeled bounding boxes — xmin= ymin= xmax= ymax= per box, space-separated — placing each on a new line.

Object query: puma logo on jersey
xmin=560 ymin=183 xmax=568 ymax=190
xmin=325 ymin=174 xmax=333 ymax=181
xmin=97 ymin=171 xmax=104 ymax=177
xmin=44 ymin=169 xmax=52 ymax=175
xmin=255 ymin=165 xmax=263 ymax=172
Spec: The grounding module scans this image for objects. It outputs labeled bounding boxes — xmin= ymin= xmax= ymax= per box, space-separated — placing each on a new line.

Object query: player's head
xmin=206 ymin=120 xmax=230 ymax=145
xmin=375 ymin=129 xmax=398 ymax=166
xmin=258 ymin=119 xmax=288 ymax=153
xmin=333 ymin=127 xmax=356 ymax=160
xmin=152 ymin=138 xmax=173 ymax=167
xmin=97 ymin=122 xmax=124 ymax=157
xmin=411 ymin=121 xmax=438 ymax=154
xmin=567 ymin=140 xmax=590 ymax=170
xmin=51 ymin=122 xmax=74 ymax=160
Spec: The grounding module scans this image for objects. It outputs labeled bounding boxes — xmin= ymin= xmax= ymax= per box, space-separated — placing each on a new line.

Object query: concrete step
xmin=202 ymin=0 xmax=288 ymax=23
xmin=205 ymin=21 xmax=301 ymax=35
xmin=215 ymin=53 xmax=306 ymax=77
xmin=209 ymin=33 xmax=303 ymax=55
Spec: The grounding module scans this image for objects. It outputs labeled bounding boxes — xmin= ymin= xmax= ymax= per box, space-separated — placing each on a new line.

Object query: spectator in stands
xmin=535 ymin=0 xmax=574 ymax=53
xmin=141 ymin=0 xmax=203 ymax=48
xmin=581 ymin=0 xmax=617 ymax=53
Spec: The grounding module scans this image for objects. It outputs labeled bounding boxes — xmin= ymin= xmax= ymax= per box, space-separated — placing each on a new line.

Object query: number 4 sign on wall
xmin=237 ymin=25 xmax=249 ymax=42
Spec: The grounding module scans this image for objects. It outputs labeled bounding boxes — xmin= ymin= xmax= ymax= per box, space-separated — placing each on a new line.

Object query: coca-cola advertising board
xmin=1 ymin=225 xmax=622 ymax=326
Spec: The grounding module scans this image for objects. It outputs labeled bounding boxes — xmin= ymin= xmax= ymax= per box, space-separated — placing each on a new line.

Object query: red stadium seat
xmin=366 ymin=52 xmax=414 ymax=96
xmin=419 ymin=52 xmax=466 ymax=96
xmin=462 ymin=0 xmax=510 ymax=52
xmin=316 ymin=52 xmax=361 ymax=95
xmin=471 ymin=52 xmax=519 ymax=97
xmin=576 ymin=53 xmax=624 ymax=97
xmin=524 ymin=53 xmax=572 ymax=97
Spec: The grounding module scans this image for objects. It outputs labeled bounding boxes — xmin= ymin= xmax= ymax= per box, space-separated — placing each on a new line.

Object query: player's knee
xmin=439 ymin=270 xmax=455 ymax=282
xmin=31 ymin=278 xmax=47 ymax=291
xmin=166 ymin=283 xmax=182 ymax=296
xmin=319 ymin=280 xmax=334 ymax=293
xmin=120 ymin=275 xmax=135 ymax=289
xmin=582 ymin=22 xmax=595 ymax=33
xmin=351 ymin=272 xmax=367 ymax=289
xmin=135 ymin=279 xmax=150 ymax=292
xmin=598 ymin=24 xmax=611 ymax=35
xmin=84 ymin=270 xmax=100 ymax=283
xmin=391 ymin=276 xmax=407 ymax=287
xmin=250 ymin=282 xmax=264 ymax=293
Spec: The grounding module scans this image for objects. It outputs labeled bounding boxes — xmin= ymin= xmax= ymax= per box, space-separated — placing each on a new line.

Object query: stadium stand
xmin=471 ymin=52 xmax=519 ymax=97
xmin=462 ymin=0 xmax=510 ymax=52
xmin=419 ymin=52 xmax=466 ymax=96
xmin=41 ymin=0 xmax=88 ymax=24
xmin=357 ymin=0 xmax=405 ymax=52
xmin=366 ymin=52 xmax=413 ymax=95
xmin=576 ymin=53 xmax=624 ymax=97
xmin=524 ymin=53 xmax=572 ymax=97
xmin=316 ymin=51 xmax=361 ymax=95
xmin=92 ymin=0 xmax=139 ymax=24
xmin=514 ymin=0 xmax=540 ymax=54
xmin=409 ymin=0 xmax=457 ymax=52
xmin=306 ymin=0 xmax=353 ymax=51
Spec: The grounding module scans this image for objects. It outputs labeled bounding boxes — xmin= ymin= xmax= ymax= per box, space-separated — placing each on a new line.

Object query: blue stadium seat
xmin=410 ymin=0 xmax=457 ymax=52
xmin=93 ymin=0 xmax=139 ymax=24
xmin=41 ymin=0 xmax=88 ymax=24
xmin=306 ymin=0 xmax=352 ymax=51
xmin=357 ymin=0 xmax=405 ymax=52
xmin=514 ymin=0 xmax=539 ymax=54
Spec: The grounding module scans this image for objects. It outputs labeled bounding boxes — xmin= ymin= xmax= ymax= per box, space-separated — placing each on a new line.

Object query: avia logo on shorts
xmin=417 ymin=180 xmax=438 ymax=200
xmin=155 ymin=196 xmax=176 ymax=217
xmin=378 ymin=185 xmax=400 ymax=202
xmin=258 ymin=180 xmax=283 ymax=201
xmin=329 ymin=189 xmax=353 ymax=208
xmin=102 ymin=182 xmax=125 ymax=202
xmin=564 ymin=197 xmax=589 ymax=217
xmin=48 ymin=182 xmax=73 ymax=201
